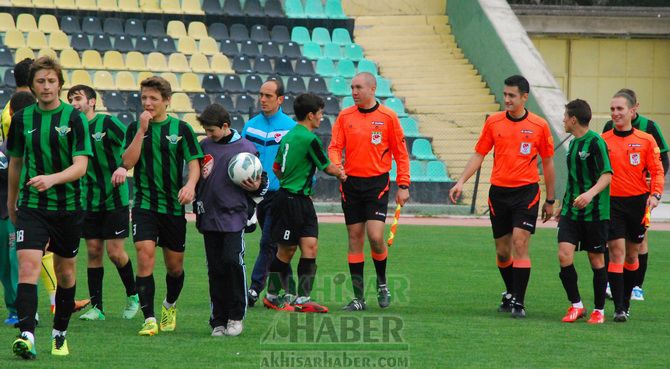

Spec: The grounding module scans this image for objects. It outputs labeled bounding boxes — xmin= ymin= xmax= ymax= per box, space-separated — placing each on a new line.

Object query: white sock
xmin=295 ymin=296 xmax=310 ymax=304
xmin=145 ymin=317 xmax=156 ymax=324
xmin=21 ymin=331 xmax=35 ymax=343
xmin=594 ymin=309 xmax=604 ymax=314
xmin=163 ymin=299 xmax=174 ymax=309
xmin=266 ymin=293 xmax=278 ymax=300
xmin=572 ymin=301 xmax=584 ymax=308
xmin=49 ymin=293 xmax=56 ymax=306
xmin=52 ymin=329 xmax=66 ymax=337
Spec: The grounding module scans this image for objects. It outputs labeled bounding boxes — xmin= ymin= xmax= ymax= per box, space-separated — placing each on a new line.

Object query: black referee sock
xmin=165 ymin=271 xmax=185 ymax=305
xmin=608 ymin=269 xmax=624 ymax=312
xmin=592 ymin=267 xmax=607 ymax=310
xmin=637 ymin=253 xmax=648 ymax=288
xmin=16 ymin=283 xmax=38 ymax=333
xmin=623 ymin=266 xmax=637 ymax=311
xmin=497 ymin=264 xmax=514 ymax=294
xmin=117 ymin=260 xmax=137 ymax=296
xmin=136 ymin=275 xmax=155 ymax=318
xmin=349 ymin=262 xmax=365 ymax=300
xmin=512 ymin=262 xmax=531 ymax=306
xmin=559 ymin=264 xmax=580 ymax=304
xmin=54 ymin=285 xmax=76 ymax=332
xmin=87 ymin=267 xmax=104 ymax=311
xmin=267 ymin=257 xmax=290 ymax=296
xmin=297 ymin=258 xmax=317 ymax=298
xmin=372 ymin=252 xmax=388 ymax=287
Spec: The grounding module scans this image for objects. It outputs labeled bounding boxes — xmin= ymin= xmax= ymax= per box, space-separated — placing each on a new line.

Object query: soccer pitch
xmin=1 ymin=223 xmax=668 ymax=368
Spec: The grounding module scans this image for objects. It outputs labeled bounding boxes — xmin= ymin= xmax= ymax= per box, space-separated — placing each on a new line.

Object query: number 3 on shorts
xmin=283 ymin=230 xmax=290 ymax=240
xmin=133 ymin=224 xmax=137 ymax=236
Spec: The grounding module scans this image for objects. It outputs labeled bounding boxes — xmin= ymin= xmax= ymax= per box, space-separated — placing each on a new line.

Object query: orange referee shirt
xmin=474 ymin=110 xmax=554 ymax=187
xmin=602 ymin=128 xmax=664 ymax=197
xmin=328 ymin=103 xmax=410 ymax=186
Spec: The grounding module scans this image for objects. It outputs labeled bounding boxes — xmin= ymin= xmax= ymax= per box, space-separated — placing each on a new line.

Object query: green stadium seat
xmin=384 ymin=98 xmax=408 ymax=117
xmin=311 ymin=27 xmax=331 ymax=45
xmin=426 ymin=160 xmax=450 ymax=182
xmin=400 ymin=117 xmax=420 ymax=137
xmin=376 ymin=76 xmax=393 ymax=98
xmin=284 ymin=0 xmax=305 ymax=18
xmin=328 ymin=77 xmax=349 ymax=96
xmin=291 ymin=26 xmax=311 ymax=44
xmin=323 ymin=42 xmax=342 ymax=60
xmin=302 ymin=41 xmax=322 ymax=60
xmin=316 ymin=58 xmax=337 ymax=77
xmin=336 ymin=59 xmax=355 ymax=78
xmin=344 ymin=44 xmax=364 ymax=61
xmin=305 ymin=0 xmax=325 ymax=18
xmin=331 ymin=28 xmax=352 ymax=45
xmin=357 ymin=59 xmax=378 ymax=75
xmin=412 ymin=139 xmax=437 ymax=160
xmin=342 ymin=96 xmax=354 ymax=108
xmin=325 ymin=0 xmax=347 ymax=19
xmin=410 ymin=160 xmax=427 ymax=182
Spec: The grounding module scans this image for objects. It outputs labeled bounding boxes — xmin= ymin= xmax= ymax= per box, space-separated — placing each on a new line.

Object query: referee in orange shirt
xmin=602 ymin=91 xmax=664 ymax=322
xmin=328 ymin=72 xmax=410 ymax=311
xmin=449 ymin=75 xmax=556 ymax=318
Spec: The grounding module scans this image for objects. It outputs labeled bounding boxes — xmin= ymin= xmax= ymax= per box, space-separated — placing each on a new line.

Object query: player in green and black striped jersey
xmin=67 ymin=85 xmax=139 ymax=323
xmin=120 ymin=76 xmax=202 ymax=337
xmin=7 ymin=57 xmax=92 ymax=358
xmin=556 ymin=99 xmax=613 ymax=324
xmin=602 ymin=88 xmax=667 ymax=300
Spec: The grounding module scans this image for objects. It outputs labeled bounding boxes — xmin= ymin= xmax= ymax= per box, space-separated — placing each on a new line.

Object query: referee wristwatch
xmin=398 ymin=185 xmax=409 ymax=190
xmin=652 ymin=193 xmax=662 ymax=201
xmin=545 ymin=199 xmax=555 ymax=205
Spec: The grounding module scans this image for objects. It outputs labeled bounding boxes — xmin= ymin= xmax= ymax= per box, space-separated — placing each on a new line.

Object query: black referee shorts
xmin=609 ymin=194 xmax=648 ymax=243
xmin=488 ymin=183 xmax=540 ymax=239
xmin=270 ymin=189 xmax=318 ymax=245
xmin=340 ymin=173 xmax=390 ymax=225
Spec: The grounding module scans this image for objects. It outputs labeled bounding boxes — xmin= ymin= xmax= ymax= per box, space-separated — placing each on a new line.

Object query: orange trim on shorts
xmin=488 ymin=197 xmax=495 ymax=216
xmin=496 ymin=259 xmax=513 ymax=268
xmin=527 ymin=187 xmax=541 ymax=209
xmin=377 ymin=178 xmax=391 ymax=200
xmin=624 ymin=261 xmax=639 ymax=271
xmin=513 ymin=259 xmax=531 ymax=268
xmin=371 ymin=250 xmax=388 ymax=261
xmin=348 ymin=253 xmax=365 ymax=264
xmin=339 ymin=183 xmax=346 ymax=202
xmin=608 ymin=263 xmax=624 ymax=273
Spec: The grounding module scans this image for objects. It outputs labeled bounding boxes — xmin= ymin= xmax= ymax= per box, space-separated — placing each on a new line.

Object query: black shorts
xmin=82 ymin=207 xmax=130 ymax=240
xmin=15 ymin=208 xmax=84 ymax=258
xmin=609 ymin=194 xmax=647 ymax=243
xmin=557 ymin=216 xmax=608 ymax=253
xmin=488 ymin=183 xmax=540 ymax=239
xmin=131 ymin=208 xmax=186 ymax=252
xmin=270 ymin=190 xmax=318 ymax=245
xmin=340 ymin=173 xmax=390 ymax=225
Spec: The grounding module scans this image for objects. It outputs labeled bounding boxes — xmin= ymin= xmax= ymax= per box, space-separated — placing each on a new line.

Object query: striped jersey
xmin=560 ymin=130 xmax=612 ymax=221
xmin=125 ymin=116 xmax=203 ymax=215
xmin=6 ymin=101 xmax=92 ymax=211
xmin=86 ymin=113 xmax=129 ymax=211
xmin=274 ymin=124 xmax=330 ymax=196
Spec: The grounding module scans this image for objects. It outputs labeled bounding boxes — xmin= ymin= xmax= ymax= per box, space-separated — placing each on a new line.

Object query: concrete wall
xmin=532 ymin=36 xmax=670 ymax=133
xmin=341 ymin=0 xmax=445 ymax=16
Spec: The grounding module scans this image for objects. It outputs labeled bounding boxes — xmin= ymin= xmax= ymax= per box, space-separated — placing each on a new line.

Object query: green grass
xmin=1 ymin=223 xmax=669 ymax=368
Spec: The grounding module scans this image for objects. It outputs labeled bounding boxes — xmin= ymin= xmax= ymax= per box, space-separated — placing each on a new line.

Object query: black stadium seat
xmin=117 ymin=112 xmax=135 ymax=125
xmin=135 ymin=36 xmax=155 ymax=54
xmin=253 ymin=57 xmax=274 ymax=74
xmin=230 ymin=113 xmax=245 ymax=131
xmin=103 ymin=91 xmax=126 ymax=111
xmin=82 ymin=16 xmax=103 ymax=35
xmin=240 ymin=40 xmax=260 ymax=57
xmin=308 ymin=77 xmax=328 ymax=95
xmin=156 ymin=37 xmax=176 ymax=54
xmin=146 ymin=19 xmax=166 ymax=38
xmin=281 ymin=95 xmax=294 ymax=115
xmin=127 ymin=91 xmax=143 ymax=113
xmin=282 ymin=42 xmax=301 ymax=59
xmin=60 ymin=15 xmax=80 ymax=33
xmin=202 ymin=0 xmax=223 ymax=15
xmin=213 ymin=93 xmax=235 ymax=112
xmin=244 ymin=0 xmax=264 ymax=17
xmin=114 ymin=35 xmax=134 ymax=52
xmin=223 ymin=0 xmax=244 ymax=16
xmin=232 ymin=55 xmax=253 ymax=73
xmin=260 ymin=41 xmax=281 ymax=58
xmin=125 ymin=19 xmax=145 ymax=37
xmin=209 ymin=23 xmax=229 ymax=41
xmin=250 ymin=24 xmax=270 ymax=42
xmin=236 ymin=94 xmax=255 ymax=114
xmin=0 ymin=89 xmax=12 ymax=106
xmin=71 ymin=33 xmax=92 ymax=51
xmin=103 ymin=18 xmax=124 ymax=36
xmin=220 ymin=39 xmax=240 ymax=56
xmin=295 ymin=58 xmax=315 ymax=76
xmin=271 ymin=25 xmax=290 ymax=42
xmin=202 ymin=74 xmax=223 ymax=92
xmin=324 ymin=96 xmax=340 ymax=115
xmin=229 ymin=24 xmax=249 ymax=42
xmin=0 ymin=48 xmax=14 ymax=66
xmin=223 ymin=74 xmax=245 ymax=93
xmin=286 ymin=76 xmax=306 ymax=94
xmin=3 ymin=69 xmax=15 ymax=87
xmin=264 ymin=0 xmax=284 ymax=17
xmin=191 ymin=93 xmax=211 ymax=113
xmin=244 ymin=74 xmax=263 ymax=93
xmin=92 ymin=34 xmax=113 ymax=52
xmin=274 ymin=57 xmax=294 ymax=75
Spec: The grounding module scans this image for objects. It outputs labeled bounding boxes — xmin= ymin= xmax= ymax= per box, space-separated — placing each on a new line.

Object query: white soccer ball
xmin=228 ymin=152 xmax=263 ymax=186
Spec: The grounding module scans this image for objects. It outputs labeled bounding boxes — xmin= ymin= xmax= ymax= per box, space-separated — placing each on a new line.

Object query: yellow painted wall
xmin=532 ymin=37 xmax=670 ymax=133
xmin=342 ymin=0 xmax=445 ymax=16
